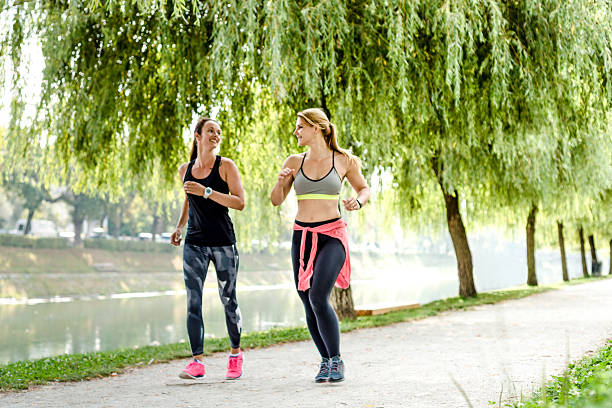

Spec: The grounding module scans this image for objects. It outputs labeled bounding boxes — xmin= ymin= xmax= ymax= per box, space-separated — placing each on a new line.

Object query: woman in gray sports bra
xmin=293 ymin=152 xmax=343 ymax=200
xmin=270 ymin=108 xmax=370 ymax=383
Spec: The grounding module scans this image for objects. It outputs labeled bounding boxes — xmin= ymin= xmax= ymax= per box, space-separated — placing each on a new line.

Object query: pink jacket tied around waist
xmin=293 ymin=219 xmax=351 ymax=291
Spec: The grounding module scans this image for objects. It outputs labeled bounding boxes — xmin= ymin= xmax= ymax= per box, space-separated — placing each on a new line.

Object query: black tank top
xmin=184 ymin=156 xmax=236 ymax=247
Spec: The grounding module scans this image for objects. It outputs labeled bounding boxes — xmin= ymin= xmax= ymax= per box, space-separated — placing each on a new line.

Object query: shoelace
xmin=228 ymin=357 xmax=239 ymax=369
xmin=319 ymin=362 xmax=330 ymax=374
xmin=330 ymin=359 xmax=340 ymax=372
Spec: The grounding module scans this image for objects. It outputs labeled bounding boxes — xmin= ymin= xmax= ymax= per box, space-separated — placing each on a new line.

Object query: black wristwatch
xmin=356 ymin=199 xmax=362 ymax=209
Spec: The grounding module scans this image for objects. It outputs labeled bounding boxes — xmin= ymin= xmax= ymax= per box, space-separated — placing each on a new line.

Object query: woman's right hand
xmin=170 ymin=228 xmax=182 ymax=246
xmin=277 ymin=167 xmax=295 ymax=184
xmin=271 ymin=157 xmax=297 ymax=206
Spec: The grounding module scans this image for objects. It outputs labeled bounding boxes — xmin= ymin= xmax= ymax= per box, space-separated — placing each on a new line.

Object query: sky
xmin=1 ymin=35 xmax=44 ymax=129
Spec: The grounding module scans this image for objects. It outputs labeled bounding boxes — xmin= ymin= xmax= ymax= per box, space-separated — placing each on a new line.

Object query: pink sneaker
xmin=179 ymin=359 xmax=206 ymax=379
xmin=226 ymin=353 xmax=243 ymax=380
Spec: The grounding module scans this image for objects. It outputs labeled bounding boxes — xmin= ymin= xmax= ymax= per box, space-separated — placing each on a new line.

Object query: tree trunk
xmin=72 ymin=199 xmax=85 ymax=248
xmin=444 ymin=191 xmax=476 ymax=297
xmin=588 ymin=234 xmax=601 ymax=276
xmin=73 ymin=216 xmax=85 ymax=247
xmin=609 ymin=239 xmax=612 ymax=276
xmin=108 ymin=205 xmax=120 ymax=239
xmin=526 ymin=204 xmax=538 ymax=286
xmin=578 ymin=226 xmax=589 ymax=278
xmin=588 ymin=235 xmax=598 ymax=262
xmin=152 ymin=214 xmax=159 ymax=242
xmin=23 ymin=209 xmax=34 ymax=235
xmin=432 ymin=159 xmax=476 ymax=297
xmin=330 ymin=286 xmax=356 ymax=320
xmin=557 ymin=221 xmax=569 ymax=282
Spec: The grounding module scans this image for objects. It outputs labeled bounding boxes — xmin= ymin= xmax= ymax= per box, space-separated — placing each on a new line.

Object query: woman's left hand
xmin=342 ymin=197 xmax=361 ymax=211
xmin=184 ymin=181 xmax=205 ymax=196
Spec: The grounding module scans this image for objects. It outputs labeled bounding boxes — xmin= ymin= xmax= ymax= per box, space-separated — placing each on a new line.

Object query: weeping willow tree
xmin=2 ymin=0 xmax=611 ymax=300
xmin=333 ymin=1 xmax=612 ymax=295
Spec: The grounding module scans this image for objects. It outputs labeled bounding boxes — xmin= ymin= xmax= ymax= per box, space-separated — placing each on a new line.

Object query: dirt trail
xmin=2 ymin=279 xmax=612 ymax=408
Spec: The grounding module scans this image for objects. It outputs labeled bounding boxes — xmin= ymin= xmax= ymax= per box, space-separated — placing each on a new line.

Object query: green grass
xmin=508 ymin=340 xmax=612 ymax=408
xmin=0 ymin=277 xmax=607 ymax=392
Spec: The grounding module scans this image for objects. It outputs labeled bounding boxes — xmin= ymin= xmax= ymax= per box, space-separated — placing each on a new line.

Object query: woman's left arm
xmin=184 ymin=158 xmax=245 ymax=210
xmin=342 ymin=159 xmax=370 ymax=212
xmin=213 ymin=158 xmax=245 ymax=210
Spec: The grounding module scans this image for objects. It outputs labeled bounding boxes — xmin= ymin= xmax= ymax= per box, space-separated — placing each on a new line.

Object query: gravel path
xmin=2 ymin=279 xmax=612 ymax=408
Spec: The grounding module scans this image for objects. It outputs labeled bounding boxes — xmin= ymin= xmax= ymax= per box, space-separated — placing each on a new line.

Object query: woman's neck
xmin=307 ymin=139 xmax=331 ymax=160
xmin=195 ymin=149 xmax=216 ymax=167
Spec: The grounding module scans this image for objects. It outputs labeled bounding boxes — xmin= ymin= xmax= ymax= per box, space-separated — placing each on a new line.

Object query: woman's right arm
xmin=170 ymin=164 xmax=189 ymax=246
xmin=270 ymin=155 xmax=297 ymax=206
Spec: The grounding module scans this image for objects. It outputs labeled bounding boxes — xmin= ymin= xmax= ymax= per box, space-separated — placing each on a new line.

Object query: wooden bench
xmin=93 ymin=263 xmax=116 ymax=272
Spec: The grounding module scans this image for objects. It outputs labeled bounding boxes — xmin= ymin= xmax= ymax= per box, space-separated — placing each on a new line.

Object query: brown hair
xmin=297 ymin=108 xmax=360 ymax=167
xmin=189 ymin=117 xmax=218 ymax=161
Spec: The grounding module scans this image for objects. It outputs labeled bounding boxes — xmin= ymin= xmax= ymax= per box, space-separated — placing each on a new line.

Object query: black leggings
xmin=292 ymin=218 xmax=346 ymax=358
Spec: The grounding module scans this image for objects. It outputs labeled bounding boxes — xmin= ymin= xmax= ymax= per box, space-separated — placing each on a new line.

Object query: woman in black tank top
xmin=170 ymin=117 xmax=246 ymax=381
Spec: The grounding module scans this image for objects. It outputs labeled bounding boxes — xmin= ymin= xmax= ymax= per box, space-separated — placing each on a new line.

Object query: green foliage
xmin=0 ymin=233 xmax=70 ymax=249
xmin=4 ymin=1 xmax=609 ymax=195
xmin=514 ymin=340 xmax=612 ymax=408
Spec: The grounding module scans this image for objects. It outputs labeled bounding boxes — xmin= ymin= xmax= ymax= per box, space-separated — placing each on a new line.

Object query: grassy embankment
xmin=0 ymin=245 xmax=403 ymax=298
xmin=3 ymin=278 xmax=609 ymax=392
xmin=0 ymin=245 xmax=296 ymax=299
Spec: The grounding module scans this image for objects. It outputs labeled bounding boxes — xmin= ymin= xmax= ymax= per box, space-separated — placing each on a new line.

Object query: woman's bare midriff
xmin=295 ymin=200 xmax=341 ymax=222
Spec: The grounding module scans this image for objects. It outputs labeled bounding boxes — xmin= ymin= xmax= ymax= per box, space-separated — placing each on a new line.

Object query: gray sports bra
xmin=293 ymin=152 xmax=342 ymax=200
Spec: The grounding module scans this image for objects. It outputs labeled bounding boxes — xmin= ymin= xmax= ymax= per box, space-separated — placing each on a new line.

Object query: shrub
xmin=83 ymin=239 xmax=175 ymax=253
xmin=0 ymin=234 xmax=70 ymax=249
xmin=0 ymin=234 xmax=175 ymax=253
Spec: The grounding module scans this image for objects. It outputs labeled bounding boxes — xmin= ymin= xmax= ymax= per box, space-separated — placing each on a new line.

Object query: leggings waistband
xmin=294 ymin=218 xmax=341 ymax=228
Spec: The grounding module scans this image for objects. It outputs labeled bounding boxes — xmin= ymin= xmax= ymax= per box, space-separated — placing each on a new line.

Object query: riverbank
xmin=0 ymin=245 xmax=300 ymax=275
xmin=2 ymin=277 xmax=612 ymax=407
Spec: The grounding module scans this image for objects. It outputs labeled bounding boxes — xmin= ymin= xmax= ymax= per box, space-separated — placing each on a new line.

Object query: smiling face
xmin=293 ymin=116 xmax=319 ymax=147
xmin=196 ymin=120 xmax=222 ymax=151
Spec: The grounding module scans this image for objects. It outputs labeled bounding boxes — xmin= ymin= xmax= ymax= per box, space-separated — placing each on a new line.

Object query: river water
xmin=0 ymin=232 xmax=607 ymax=364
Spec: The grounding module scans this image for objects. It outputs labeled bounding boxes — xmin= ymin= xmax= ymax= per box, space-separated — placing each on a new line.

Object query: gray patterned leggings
xmin=183 ymin=243 xmax=242 ymax=355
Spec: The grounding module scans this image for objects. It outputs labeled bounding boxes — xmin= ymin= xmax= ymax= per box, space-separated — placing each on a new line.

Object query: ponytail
xmin=189 ymin=140 xmax=197 ymax=162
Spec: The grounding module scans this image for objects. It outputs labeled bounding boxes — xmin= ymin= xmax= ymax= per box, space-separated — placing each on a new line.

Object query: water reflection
xmin=0 ymin=236 xmax=608 ymax=364
xmin=0 ymin=287 xmax=304 ymax=364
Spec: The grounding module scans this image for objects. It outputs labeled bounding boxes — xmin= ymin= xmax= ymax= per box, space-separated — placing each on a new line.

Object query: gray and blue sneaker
xmin=314 ymin=357 xmax=330 ymax=383
xmin=329 ymin=356 xmax=344 ymax=382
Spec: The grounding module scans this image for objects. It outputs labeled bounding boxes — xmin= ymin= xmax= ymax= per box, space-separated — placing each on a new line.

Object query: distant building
xmin=12 ymin=219 xmax=58 ymax=237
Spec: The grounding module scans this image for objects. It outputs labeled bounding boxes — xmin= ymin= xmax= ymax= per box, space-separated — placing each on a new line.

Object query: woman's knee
xmin=186 ymin=289 xmax=202 ymax=314
xmin=308 ymin=291 xmax=330 ymax=313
